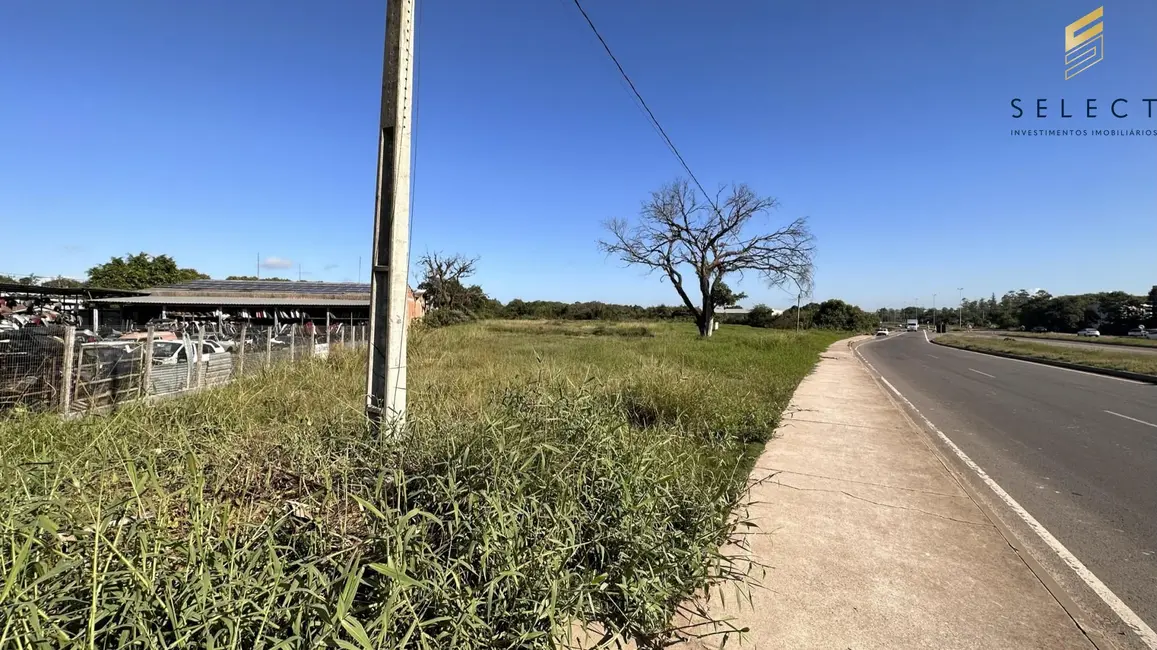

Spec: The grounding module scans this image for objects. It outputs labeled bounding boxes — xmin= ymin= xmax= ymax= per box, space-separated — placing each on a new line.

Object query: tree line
xmin=876 ymin=287 xmax=1157 ymax=336
xmin=2 ymin=253 xmax=209 ymax=290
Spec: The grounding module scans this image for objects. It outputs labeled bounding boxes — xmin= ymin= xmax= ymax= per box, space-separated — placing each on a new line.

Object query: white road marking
xmin=854 ymin=346 xmax=1157 ymax=648
xmin=968 ymin=368 xmax=996 ymax=379
xmin=1105 ymin=410 xmax=1157 ymax=429
xmin=926 ymin=354 xmax=940 ymax=359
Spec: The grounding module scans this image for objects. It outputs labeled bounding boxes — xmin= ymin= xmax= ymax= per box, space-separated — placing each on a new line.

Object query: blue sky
xmin=1 ymin=0 xmax=1154 ymax=310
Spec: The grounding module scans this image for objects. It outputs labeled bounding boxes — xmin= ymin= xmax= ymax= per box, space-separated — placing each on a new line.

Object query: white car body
xmin=1076 ymin=328 xmax=1101 ymax=337
xmin=202 ymin=334 xmax=238 ymax=351
xmin=151 ymin=340 xmax=227 ymax=365
xmin=875 ymin=328 xmax=889 ymax=336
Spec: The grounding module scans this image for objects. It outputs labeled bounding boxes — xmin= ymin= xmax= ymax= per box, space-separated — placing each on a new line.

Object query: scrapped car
xmin=1076 ymin=328 xmax=1101 ymax=337
xmin=151 ymin=340 xmax=227 ymax=365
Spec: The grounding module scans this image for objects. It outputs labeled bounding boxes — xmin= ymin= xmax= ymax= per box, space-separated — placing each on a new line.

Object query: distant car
xmin=1127 ymin=327 xmax=1148 ymax=338
xmin=875 ymin=328 xmax=889 ymax=337
xmin=1030 ymin=326 xmax=1048 ymax=333
xmin=1077 ymin=328 xmax=1101 ymax=337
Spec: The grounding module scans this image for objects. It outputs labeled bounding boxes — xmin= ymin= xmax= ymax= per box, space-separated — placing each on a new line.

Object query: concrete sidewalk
xmin=675 ymin=337 xmax=1094 ymax=649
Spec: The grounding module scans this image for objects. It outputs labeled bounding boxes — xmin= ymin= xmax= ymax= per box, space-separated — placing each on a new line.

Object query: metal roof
xmin=91 ymin=296 xmax=370 ymax=307
xmin=0 ymin=282 xmax=145 ymax=298
xmin=151 ymin=280 xmax=371 ymax=294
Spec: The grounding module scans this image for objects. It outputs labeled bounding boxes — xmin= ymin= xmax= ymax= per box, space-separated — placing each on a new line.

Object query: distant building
xmin=91 ymin=280 xmax=424 ymax=332
xmin=714 ymin=306 xmax=782 ymax=317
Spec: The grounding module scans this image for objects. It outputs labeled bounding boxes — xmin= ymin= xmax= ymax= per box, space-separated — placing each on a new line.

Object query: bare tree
xmin=417 ymin=251 xmax=479 ymax=310
xmin=599 ymin=179 xmax=815 ymax=337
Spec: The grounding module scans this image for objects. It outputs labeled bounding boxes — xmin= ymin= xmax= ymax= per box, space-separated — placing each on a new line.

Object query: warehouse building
xmin=90 ymin=279 xmax=425 ymax=333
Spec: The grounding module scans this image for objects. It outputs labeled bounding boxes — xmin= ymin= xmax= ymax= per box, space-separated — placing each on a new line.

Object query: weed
xmin=0 ymin=321 xmax=844 ymax=648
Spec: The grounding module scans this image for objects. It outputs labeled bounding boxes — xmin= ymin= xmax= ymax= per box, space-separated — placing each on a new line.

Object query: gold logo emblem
xmin=1065 ymin=7 xmax=1104 ymax=80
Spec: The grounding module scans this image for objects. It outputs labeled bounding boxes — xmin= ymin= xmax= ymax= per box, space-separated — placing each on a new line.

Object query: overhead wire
xmin=568 ymin=0 xmax=718 ymax=212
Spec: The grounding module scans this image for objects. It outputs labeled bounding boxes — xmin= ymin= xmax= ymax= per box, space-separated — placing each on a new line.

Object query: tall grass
xmin=0 ymin=321 xmax=845 ymax=648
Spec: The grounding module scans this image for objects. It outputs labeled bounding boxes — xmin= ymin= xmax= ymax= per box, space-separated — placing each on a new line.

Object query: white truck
xmin=905 ymin=319 xmax=919 ymax=332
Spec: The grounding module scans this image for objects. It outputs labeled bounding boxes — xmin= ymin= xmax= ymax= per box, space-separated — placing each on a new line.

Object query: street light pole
xmin=957 ymin=287 xmax=964 ymax=328
xmin=932 ymin=293 xmax=937 ymax=331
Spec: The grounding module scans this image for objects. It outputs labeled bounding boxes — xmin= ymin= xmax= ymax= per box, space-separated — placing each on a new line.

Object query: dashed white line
xmin=926 ymin=354 xmax=940 ymax=359
xmin=854 ymin=346 xmax=1157 ymax=648
xmin=1105 ymin=410 xmax=1157 ymax=429
xmin=968 ymin=368 xmax=996 ymax=379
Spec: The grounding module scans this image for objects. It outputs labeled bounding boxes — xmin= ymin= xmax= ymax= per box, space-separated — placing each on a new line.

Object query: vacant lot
xmin=937 ymin=334 xmax=1157 ymax=377
xmin=0 ymin=320 xmax=844 ymax=649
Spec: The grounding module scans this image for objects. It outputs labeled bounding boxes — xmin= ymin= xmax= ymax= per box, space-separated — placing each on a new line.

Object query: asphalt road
xmin=964 ymin=332 xmax=1157 ymax=356
xmin=859 ymin=332 xmax=1157 ymax=631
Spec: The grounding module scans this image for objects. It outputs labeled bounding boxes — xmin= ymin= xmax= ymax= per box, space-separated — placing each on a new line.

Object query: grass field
xmin=982 ymin=330 xmax=1157 ymax=349
xmin=0 ymin=320 xmax=845 ymax=649
xmin=937 ymin=334 xmax=1157 ymax=376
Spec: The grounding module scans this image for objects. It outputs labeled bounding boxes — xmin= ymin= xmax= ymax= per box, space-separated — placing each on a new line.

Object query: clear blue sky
xmin=2 ymin=0 xmax=1154 ymax=310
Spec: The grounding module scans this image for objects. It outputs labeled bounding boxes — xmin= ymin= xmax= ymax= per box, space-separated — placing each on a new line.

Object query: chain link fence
xmin=0 ymin=323 xmax=372 ymax=415
xmin=0 ymin=325 xmax=70 ymax=410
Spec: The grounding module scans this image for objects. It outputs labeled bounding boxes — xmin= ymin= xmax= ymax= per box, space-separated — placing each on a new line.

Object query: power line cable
xmin=568 ymin=0 xmax=717 ymax=210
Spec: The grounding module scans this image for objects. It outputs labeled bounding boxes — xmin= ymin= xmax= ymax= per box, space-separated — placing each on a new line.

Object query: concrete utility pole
xmin=957 ymin=287 xmax=964 ymax=327
xmin=932 ymin=293 xmax=937 ymax=330
xmin=366 ymin=0 xmax=417 ymax=432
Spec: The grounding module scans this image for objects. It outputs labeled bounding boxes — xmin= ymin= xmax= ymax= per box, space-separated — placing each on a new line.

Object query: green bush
xmin=422 ymin=308 xmax=475 ymax=328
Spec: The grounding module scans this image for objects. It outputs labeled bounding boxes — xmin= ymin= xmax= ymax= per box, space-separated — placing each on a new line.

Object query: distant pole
xmin=932 ymin=293 xmax=937 ymax=330
xmin=957 ymin=287 xmax=964 ymax=327
xmin=366 ymin=0 xmax=417 ymax=433
xmin=795 ymin=290 xmax=802 ymax=331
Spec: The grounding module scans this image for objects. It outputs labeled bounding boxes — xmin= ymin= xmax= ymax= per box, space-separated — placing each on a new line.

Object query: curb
xmin=929 ymin=338 xmax=1157 ymax=384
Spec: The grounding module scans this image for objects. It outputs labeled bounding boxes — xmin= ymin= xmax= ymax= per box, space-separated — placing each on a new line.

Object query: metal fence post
xmin=60 ymin=326 xmax=76 ymax=414
xmin=196 ymin=329 xmax=206 ymax=388
xmin=309 ymin=325 xmax=316 ymax=358
xmin=325 ymin=312 xmax=331 ymax=349
xmin=184 ymin=334 xmax=193 ymax=390
xmin=238 ymin=324 xmax=247 ymax=376
xmin=140 ymin=327 xmax=154 ymax=399
xmin=265 ymin=325 xmax=273 ymax=369
xmin=289 ymin=324 xmax=296 ymax=361
xmin=342 ymin=326 xmax=348 ymax=348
